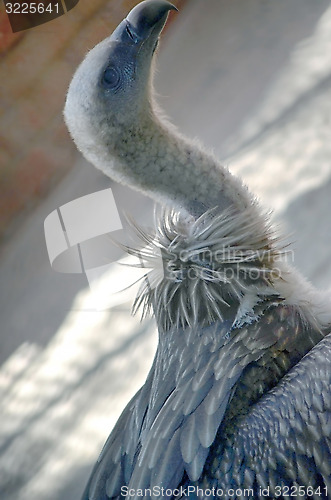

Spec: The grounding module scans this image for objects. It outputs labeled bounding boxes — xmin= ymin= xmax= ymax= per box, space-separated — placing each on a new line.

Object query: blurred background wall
xmin=0 ymin=1 xmax=331 ymax=499
xmin=0 ymin=0 xmax=183 ymax=241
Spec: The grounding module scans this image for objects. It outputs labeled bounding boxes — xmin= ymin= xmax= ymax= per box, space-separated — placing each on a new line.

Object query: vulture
xmin=64 ymin=1 xmax=331 ymax=499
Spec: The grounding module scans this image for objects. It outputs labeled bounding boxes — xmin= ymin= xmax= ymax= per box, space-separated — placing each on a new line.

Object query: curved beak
xmin=111 ymin=0 xmax=178 ymax=45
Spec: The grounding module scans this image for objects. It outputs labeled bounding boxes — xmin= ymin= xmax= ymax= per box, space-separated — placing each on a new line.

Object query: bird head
xmin=64 ymin=0 xmax=177 ymax=184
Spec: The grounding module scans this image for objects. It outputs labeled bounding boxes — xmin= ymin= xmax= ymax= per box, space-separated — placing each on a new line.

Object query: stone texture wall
xmin=0 ymin=0 xmax=183 ymax=241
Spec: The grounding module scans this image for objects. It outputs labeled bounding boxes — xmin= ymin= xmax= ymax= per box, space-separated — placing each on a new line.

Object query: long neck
xmin=109 ymin=108 xmax=257 ymax=219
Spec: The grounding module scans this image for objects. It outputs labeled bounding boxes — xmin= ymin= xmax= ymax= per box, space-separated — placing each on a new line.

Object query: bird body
xmin=64 ymin=1 xmax=331 ymax=498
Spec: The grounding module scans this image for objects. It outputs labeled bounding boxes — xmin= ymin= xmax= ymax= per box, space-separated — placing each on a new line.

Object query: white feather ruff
xmin=122 ymin=206 xmax=286 ymax=331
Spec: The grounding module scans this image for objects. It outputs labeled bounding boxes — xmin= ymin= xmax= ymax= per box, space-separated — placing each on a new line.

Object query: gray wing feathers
xmin=180 ymin=412 xmax=200 ymax=463
xmin=86 ymin=377 xmax=153 ymax=500
xmin=125 ymin=321 xmax=278 ymax=496
xmin=212 ymin=333 xmax=331 ymax=495
xmin=85 ymin=313 xmax=325 ymax=499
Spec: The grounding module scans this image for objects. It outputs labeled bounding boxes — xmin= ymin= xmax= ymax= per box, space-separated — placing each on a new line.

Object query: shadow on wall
xmin=284 ymin=175 xmax=331 ymax=290
xmin=156 ymin=0 xmax=331 ymax=160
xmin=0 ymin=291 xmax=156 ymax=500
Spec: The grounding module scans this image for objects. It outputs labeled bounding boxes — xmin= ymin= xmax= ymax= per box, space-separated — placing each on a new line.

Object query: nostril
xmin=126 ymin=23 xmax=136 ymax=41
xmin=152 ymin=39 xmax=159 ymax=54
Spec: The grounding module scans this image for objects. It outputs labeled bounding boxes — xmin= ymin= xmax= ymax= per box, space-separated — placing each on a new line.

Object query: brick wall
xmin=0 ymin=0 xmax=183 ymax=242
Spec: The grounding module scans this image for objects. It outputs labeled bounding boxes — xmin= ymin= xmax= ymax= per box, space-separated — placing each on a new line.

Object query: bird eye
xmin=102 ymin=66 xmax=121 ymax=90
